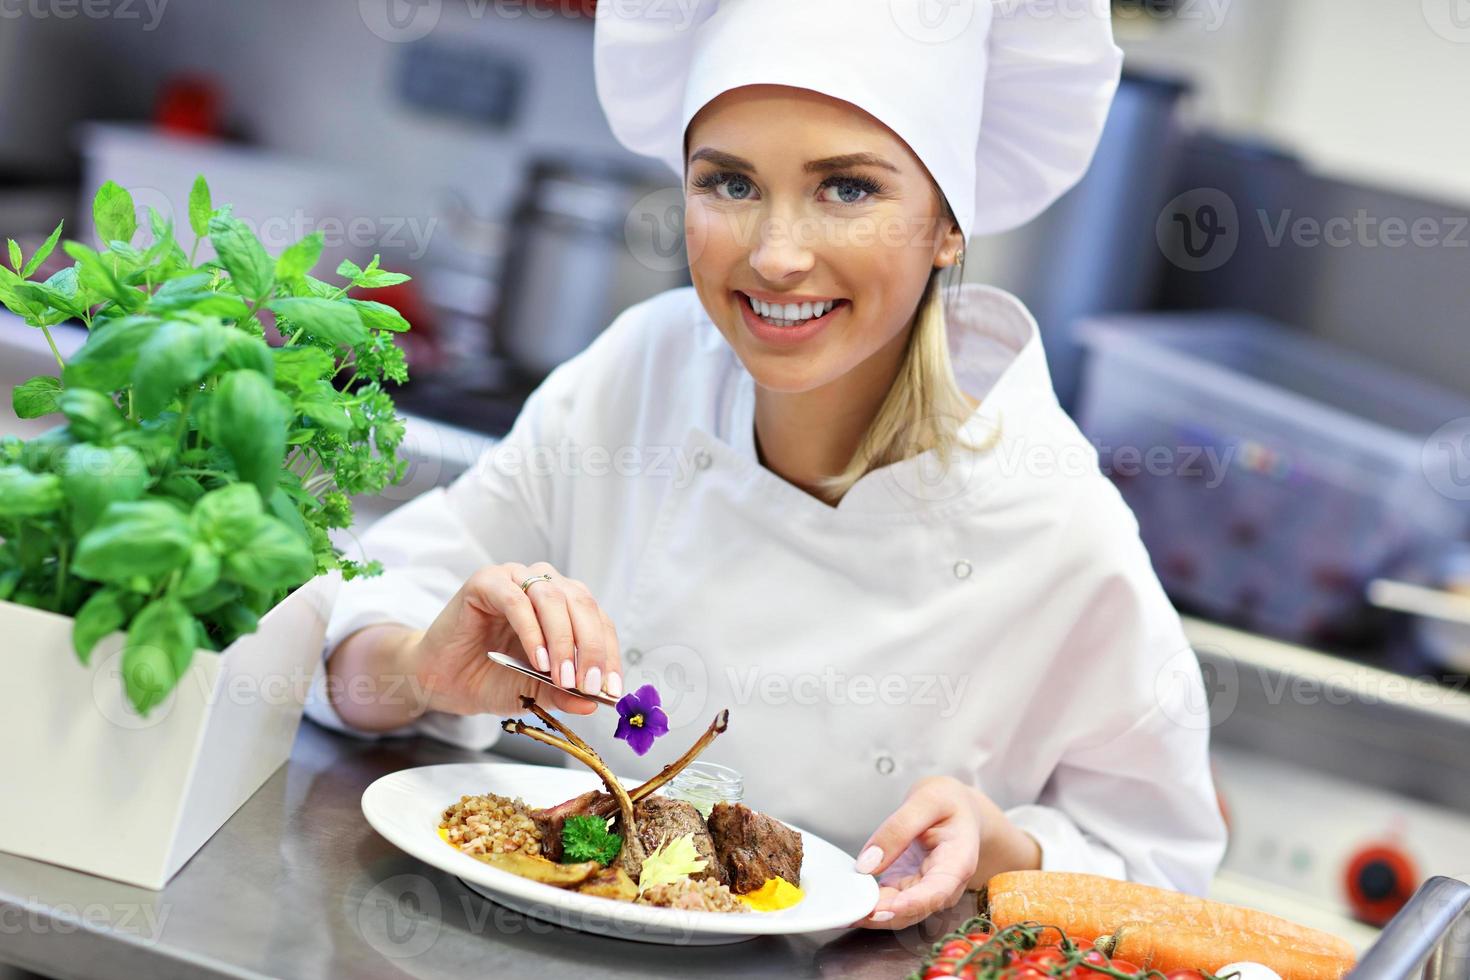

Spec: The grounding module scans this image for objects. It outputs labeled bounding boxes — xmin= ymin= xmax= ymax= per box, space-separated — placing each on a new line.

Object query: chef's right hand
xmin=410 ymin=561 xmax=623 ymax=718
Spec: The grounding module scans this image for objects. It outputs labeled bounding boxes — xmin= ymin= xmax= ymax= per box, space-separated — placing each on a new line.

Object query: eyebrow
xmin=688 ymin=147 xmax=900 ymax=175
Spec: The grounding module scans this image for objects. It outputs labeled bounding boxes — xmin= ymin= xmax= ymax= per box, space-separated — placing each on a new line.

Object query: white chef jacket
xmin=305 ymin=282 xmax=1227 ymax=895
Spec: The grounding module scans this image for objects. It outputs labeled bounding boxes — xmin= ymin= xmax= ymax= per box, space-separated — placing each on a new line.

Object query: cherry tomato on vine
xmin=1021 ymin=947 xmax=1069 ymax=969
xmin=940 ymin=940 xmax=973 ymax=959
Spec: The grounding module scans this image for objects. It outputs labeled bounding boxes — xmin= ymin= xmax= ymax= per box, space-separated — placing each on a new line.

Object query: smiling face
xmin=683 ymin=84 xmax=964 ymax=397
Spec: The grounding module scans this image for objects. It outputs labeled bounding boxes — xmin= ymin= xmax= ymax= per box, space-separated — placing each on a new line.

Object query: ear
xmin=934 ymin=220 xmax=966 ymax=269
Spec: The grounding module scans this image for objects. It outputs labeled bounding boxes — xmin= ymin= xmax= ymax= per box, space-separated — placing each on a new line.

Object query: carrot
xmin=986 ymin=872 xmax=1356 ymax=968
xmin=1108 ymin=921 xmax=1355 ymax=980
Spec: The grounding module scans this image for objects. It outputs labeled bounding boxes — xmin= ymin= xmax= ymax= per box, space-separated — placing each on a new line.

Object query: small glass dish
xmin=664 ymin=762 xmax=744 ymax=819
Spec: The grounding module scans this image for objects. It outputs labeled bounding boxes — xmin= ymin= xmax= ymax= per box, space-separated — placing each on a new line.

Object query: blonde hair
xmin=813 ymin=240 xmax=997 ymax=503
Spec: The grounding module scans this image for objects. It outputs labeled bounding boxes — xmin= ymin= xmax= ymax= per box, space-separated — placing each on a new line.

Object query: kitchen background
xmin=2 ymin=0 xmax=1468 ymax=963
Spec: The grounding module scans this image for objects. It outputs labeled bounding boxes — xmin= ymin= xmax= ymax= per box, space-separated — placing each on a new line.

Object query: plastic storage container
xmin=1074 ymin=311 xmax=1470 ymax=644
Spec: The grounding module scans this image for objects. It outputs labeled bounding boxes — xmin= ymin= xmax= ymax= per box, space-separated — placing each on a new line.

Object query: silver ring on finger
xmin=518 ymin=573 xmax=554 ymax=593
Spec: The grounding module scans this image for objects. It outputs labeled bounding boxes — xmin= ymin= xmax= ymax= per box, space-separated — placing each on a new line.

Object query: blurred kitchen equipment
xmin=1346 ymin=876 xmax=1470 ymax=980
xmin=490 ymin=154 xmax=691 ymax=378
xmin=1191 ymin=616 xmax=1470 ymax=948
xmin=1368 ymin=549 xmax=1470 ymax=672
xmin=154 ymin=73 xmax=226 ymax=139
xmin=1074 ymin=311 xmax=1470 ymax=645
xmin=966 ymin=70 xmax=1192 ymax=410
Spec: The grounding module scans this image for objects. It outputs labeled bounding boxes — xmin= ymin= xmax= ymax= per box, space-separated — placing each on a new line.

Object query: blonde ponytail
xmin=814 ymin=254 xmax=996 ymax=502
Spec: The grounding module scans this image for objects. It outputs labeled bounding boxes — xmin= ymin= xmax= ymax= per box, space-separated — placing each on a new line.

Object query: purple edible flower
xmin=613 ymin=684 xmax=669 ymax=756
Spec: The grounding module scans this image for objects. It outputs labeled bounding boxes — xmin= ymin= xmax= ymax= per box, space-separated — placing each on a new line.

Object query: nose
xmin=747 ymin=212 xmax=816 ymax=282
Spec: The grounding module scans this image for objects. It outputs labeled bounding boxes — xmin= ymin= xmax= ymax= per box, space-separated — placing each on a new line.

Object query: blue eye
xmin=691 ymin=170 xmax=756 ymax=200
xmin=819 ymin=175 xmax=883 ymax=205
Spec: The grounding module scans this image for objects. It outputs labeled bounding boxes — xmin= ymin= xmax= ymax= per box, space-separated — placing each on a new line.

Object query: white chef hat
xmin=593 ymin=0 xmax=1123 ymax=243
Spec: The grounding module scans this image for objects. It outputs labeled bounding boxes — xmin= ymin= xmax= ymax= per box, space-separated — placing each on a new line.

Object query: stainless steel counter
xmin=0 ymin=720 xmax=963 ymax=980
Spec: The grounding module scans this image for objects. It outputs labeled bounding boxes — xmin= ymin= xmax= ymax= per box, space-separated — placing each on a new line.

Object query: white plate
xmin=361 ymin=763 xmax=880 ymax=945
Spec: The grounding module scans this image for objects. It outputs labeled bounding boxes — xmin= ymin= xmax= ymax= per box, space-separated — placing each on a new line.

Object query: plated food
xmin=908 ymin=871 xmax=1358 ymax=980
xmin=436 ymin=697 xmax=804 ymax=914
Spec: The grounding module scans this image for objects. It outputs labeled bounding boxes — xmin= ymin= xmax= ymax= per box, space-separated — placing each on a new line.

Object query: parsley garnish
xmin=561 ymin=814 xmax=623 ymax=867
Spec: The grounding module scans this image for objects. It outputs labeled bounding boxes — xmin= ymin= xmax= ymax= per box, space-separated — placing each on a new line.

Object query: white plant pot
xmin=0 ymin=573 xmax=340 ymax=889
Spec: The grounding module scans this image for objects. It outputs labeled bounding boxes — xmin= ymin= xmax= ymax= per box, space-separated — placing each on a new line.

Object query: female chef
xmin=305 ymin=0 xmax=1227 ymax=929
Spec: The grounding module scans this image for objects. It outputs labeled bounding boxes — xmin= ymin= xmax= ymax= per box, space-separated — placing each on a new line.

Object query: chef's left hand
xmin=849 ymin=776 xmax=1041 ymax=930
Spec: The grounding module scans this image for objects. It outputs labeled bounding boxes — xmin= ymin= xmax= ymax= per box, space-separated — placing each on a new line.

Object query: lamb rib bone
xmin=499 ymin=719 xmax=641 ymax=852
xmin=588 ymin=707 xmax=730 ymax=818
xmin=517 ymin=695 xmax=595 ymax=756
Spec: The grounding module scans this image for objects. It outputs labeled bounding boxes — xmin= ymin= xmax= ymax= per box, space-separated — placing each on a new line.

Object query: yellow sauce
xmin=437 ymin=826 xmax=450 ymax=842
xmin=737 ymin=876 xmax=804 ymax=912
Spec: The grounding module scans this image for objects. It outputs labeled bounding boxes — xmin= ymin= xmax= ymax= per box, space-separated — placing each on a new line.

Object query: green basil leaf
xmin=221 ymin=514 xmax=315 ymax=590
xmin=337 ymin=254 xmax=410 ymax=289
xmin=208 ymin=214 xmax=274 ymax=301
xmin=124 ymin=597 xmax=194 ymax=715
xmin=213 ymin=601 xmax=261 ymax=645
xmin=93 ymin=181 xmax=138 ymax=248
xmin=17 ymin=265 xmax=88 ymax=320
xmin=183 ymin=580 xmax=241 ymax=615
xmin=270 ymin=346 xmax=334 ymax=391
xmin=178 ymin=541 xmax=221 ymax=598
xmin=146 ymin=273 xmax=251 ymax=320
xmin=73 ymin=587 xmax=130 ymax=665
xmin=268 ymin=485 xmax=312 ymax=544
xmin=348 ymin=298 xmax=410 ymax=333
xmin=191 ymin=482 xmax=264 ymax=551
xmin=60 ymin=443 xmax=150 ymax=533
xmin=276 ymin=231 xmax=324 ymax=284
xmin=73 ymin=500 xmax=193 ymax=583
xmin=62 ymin=315 xmax=159 ymax=391
xmin=16 ymin=425 xmax=75 ymax=474
xmin=131 ymin=320 xmax=230 ymax=417
xmin=155 ymin=473 xmax=205 ymax=506
xmin=295 ymin=388 xmax=352 ymax=434
xmin=0 ymin=466 xmax=63 ymax=517
xmin=266 ymin=297 xmax=368 ymax=347
xmin=57 ymin=389 xmax=126 ymax=443
xmin=12 ymin=376 xmax=63 ymax=419
xmin=7 ymin=238 xmax=20 ymax=273
xmin=0 ymin=568 xmax=23 ymax=602
xmin=216 ymin=330 xmax=275 ymax=381
xmin=188 ymin=175 xmax=213 ymax=240
xmin=21 ymin=221 xmax=64 ymax=279
xmin=199 ymin=371 xmax=290 ymax=497
xmin=61 ymin=241 xmax=143 ymax=312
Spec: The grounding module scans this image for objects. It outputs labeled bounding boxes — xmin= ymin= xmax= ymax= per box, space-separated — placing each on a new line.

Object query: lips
xmin=734 ymin=290 xmax=847 ymax=347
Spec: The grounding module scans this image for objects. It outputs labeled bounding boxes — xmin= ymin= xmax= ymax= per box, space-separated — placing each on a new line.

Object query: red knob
xmin=1343 ymin=843 xmax=1418 ymax=926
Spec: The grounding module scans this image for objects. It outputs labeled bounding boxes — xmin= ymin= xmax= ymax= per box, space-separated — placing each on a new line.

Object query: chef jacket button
xmin=874 ymin=754 xmax=896 ymax=776
xmin=626 ymin=648 xmax=643 ymax=664
xmin=693 ymin=448 xmax=712 ymax=470
xmin=953 ymin=559 xmax=973 ymax=580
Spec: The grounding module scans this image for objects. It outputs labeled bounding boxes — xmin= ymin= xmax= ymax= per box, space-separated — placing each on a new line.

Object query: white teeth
xmin=746 ymin=294 xmax=837 ymax=324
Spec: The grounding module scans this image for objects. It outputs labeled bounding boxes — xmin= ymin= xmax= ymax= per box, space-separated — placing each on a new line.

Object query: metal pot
xmin=490 ymin=154 xmax=691 ymax=378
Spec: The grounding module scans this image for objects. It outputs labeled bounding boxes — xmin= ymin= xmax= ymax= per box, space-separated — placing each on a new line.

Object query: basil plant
xmin=0 ymin=177 xmax=413 ymax=714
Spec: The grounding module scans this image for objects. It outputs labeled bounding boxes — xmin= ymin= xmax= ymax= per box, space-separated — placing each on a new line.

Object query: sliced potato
xmin=577 ymin=867 xmax=638 ymax=902
xmin=476 ymin=851 xmax=602 ymax=888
